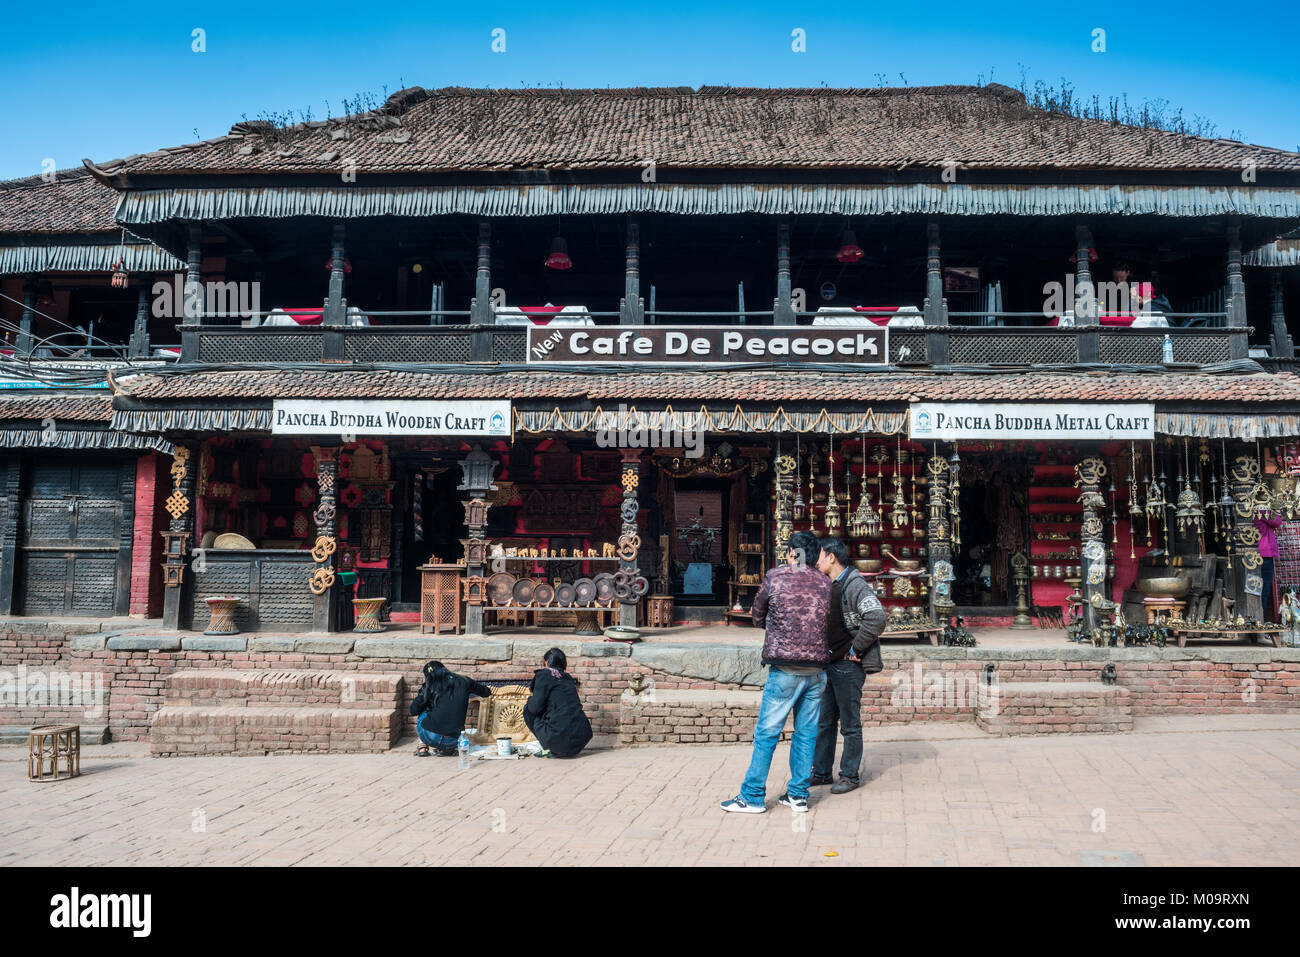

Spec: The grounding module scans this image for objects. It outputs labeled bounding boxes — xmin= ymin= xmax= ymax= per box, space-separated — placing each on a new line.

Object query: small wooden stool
xmin=28 ymin=725 xmax=80 ymax=782
xmin=646 ymin=595 xmax=674 ymax=628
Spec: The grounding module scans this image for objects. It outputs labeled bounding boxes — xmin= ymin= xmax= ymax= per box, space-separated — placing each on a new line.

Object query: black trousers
xmin=812 ymin=658 xmax=866 ymax=783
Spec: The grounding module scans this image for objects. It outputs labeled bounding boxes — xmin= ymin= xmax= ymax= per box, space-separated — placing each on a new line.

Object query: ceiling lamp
xmin=835 ymin=227 xmax=864 ymax=263
xmin=545 ymin=235 xmax=572 ymax=270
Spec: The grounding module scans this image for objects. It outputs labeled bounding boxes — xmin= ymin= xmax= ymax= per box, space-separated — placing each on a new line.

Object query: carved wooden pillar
xmin=310 ymin=446 xmax=339 ymax=633
xmin=1269 ymin=272 xmax=1293 ymax=358
xmin=925 ymin=451 xmax=953 ymax=623
xmin=471 ymin=221 xmax=493 ymax=324
xmin=0 ymin=457 xmax=21 ymax=615
xmin=324 ymin=224 xmax=346 ymax=324
xmin=161 ymin=444 xmax=197 ymax=630
xmin=128 ymin=276 xmax=152 ymax=359
xmin=1228 ymin=453 xmax=1265 ymax=621
xmin=1076 ymin=457 xmax=1109 ymax=636
xmin=185 ymin=225 xmax=203 ymax=325
xmin=924 ymin=221 xmax=943 ymax=324
xmin=1227 ymin=218 xmax=1246 ymax=328
xmin=16 ymin=276 xmax=36 ymax=355
xmin=618 ymin=449 xmax=643 ymax=627
xmin=458 ymin=445 xmax=497 ymax=635
xmin=774 ymin=222 xmax=794 ymax=325
xmin=621 ymin=215 xmax=642 ymax=324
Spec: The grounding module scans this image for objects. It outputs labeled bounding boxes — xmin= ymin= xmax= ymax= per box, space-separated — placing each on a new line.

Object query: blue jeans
xmin=740 ymin=667 xmax=827 ymax=803
xmin=417 ymin=714 xmax=458 ymax=753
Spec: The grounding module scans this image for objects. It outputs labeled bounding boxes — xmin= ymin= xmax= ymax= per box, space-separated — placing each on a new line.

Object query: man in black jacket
xmin=811 ymin=537 xmax=886 ymax=794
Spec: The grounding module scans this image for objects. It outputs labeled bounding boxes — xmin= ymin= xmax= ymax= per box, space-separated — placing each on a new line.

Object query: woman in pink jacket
xmin=1255 ymin=510 xmax=1283 ymax=620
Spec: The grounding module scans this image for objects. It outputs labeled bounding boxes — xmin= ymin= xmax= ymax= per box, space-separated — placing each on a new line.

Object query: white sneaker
xmin=720 ymin=796 xmax=766 ymax=813
xmin=777 ymin=792 xmax=809 ymax=812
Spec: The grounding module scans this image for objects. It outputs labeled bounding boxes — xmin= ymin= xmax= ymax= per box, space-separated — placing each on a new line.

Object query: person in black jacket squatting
xmin=524 ymin=648 xmax=594 ymax=758
xmin=411 ymin=660 xmax=492 ymax=756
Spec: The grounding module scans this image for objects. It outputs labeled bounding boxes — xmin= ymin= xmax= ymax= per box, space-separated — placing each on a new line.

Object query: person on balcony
xmin=721 ymin=530 xmax=832 ymax=814
xmin=523 ymin=648 xmax=593 ymax=758
xmin=411 ymin=660 xmax=492 ymax=756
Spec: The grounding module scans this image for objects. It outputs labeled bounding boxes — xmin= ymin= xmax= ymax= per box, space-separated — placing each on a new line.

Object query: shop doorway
xmin=672 ymin=481 xmax=729 ymax=605
xmin=397 ymin=465 xmax=464 ymax=605
xmin=950 ymin=455 xmax=1028 ymax=610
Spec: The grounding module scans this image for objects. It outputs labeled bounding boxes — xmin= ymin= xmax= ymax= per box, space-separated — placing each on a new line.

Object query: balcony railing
xmin=181 ymin=318 xmax=1250 ymax=369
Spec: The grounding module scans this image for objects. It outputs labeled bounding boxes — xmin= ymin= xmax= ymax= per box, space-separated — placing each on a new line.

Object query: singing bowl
xmin=1136 ymin=575 xmax=1190 ymax=598
xmin=855 ymin=559 xmax=883 ymax=573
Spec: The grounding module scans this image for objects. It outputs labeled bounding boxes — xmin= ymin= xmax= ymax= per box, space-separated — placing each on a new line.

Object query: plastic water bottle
xmin=1161 ymin=334 xmax=1174 ymax=364
xmin=457 ymin=730 xmax=470 ymax=770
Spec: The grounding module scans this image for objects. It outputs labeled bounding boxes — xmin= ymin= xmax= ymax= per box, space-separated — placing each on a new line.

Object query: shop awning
xmin=0 ymin=427 xmax=172 ymax=452
xmin=516 ymin=405 xmax=908 ymax=435
xmin=1154 ymin=411 xmax=1300 ymax=440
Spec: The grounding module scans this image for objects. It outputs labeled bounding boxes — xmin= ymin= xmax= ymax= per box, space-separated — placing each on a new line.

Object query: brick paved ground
xmin=2 ymin=715 xmax=1298 ymax=866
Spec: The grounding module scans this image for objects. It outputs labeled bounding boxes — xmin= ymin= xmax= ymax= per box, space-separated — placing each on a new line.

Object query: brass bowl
xmin=856 ymin=544 xmax=873 ymax=558
xmin=1136 ymin=576 xmax=1190 ymax=598
xmin=855 ymin=559 xmax=883 ymax=573
xmin=888 ymin=528 xmax=908 ymax=539
xmin=892 ymin=560 xmax=922 ymax=572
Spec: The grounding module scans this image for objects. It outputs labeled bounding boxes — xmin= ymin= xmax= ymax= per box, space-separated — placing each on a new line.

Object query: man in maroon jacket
xmin=721 ymin=530 xmax=832 ymax=813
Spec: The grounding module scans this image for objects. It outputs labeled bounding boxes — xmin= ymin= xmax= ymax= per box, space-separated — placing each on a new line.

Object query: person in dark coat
xmin=410 ymin=660 xmax=492 ymax=756
xmin=523 ymin=648 xmax=593 ymax=758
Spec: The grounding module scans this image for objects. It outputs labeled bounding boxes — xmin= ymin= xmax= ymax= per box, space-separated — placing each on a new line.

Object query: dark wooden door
xmin=19 ymin=461 xmax=128 ymax=616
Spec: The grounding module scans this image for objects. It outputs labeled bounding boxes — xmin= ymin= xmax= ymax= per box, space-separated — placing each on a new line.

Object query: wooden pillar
xmin=0 ymin=457 xmax=21 ymax=615
xmin=161 ymin=444 xmax=197 ymax=631
xmin=1269 ymin=271 xmax=1293 ymax=358
xmin=1075 ymin=224 xmax=1100 ymax=361
xmin=618 ymin=449 xmax=643 ymax=628
xmin=621 ymin=215 xmax=642 ymax=324
xmin=1229 ymin=452 xmax=1265 ymax=621
xmin=925 ymin=450 xmax=953 ymax=623
xmin=1227 ymin=219 xmax=1246 ymax=328
xmin=774 ymin=222 xmax=795 ymax=325
xmin=324 ymin=224 xmax=346 ymax=324
xmin=310 ymin=446 xmax=339 ymax=633
xmin=458 ymin=445 xmax=497 ymax=635
xmin=16 ymin=276 xmax=36 ymax=355
xmin=128 ymin=275 xmax=152 ymax=359
xmin=471 ymin=221 xmax=493 ymax=324
xmin=923 ymin=221 xmax=943 ymax=324
xmin=1076 ymin=457 xmax=1109 ymax=635
xmin=185 ymin=225 xmax=203 ymax=325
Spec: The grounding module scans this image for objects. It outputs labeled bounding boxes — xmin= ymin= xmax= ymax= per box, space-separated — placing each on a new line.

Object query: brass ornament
xmin=311 ymin=535 xmax=338 ymax=562
xmin=309 ymin=566 xmax=336 ymax=595
xmin=1241 ymin=552 xmax=1263 ymax=570
xmin=621 ymin=471 xmax=640 ymax=491
xmin=313 ymin=502 xmax=336 ymax=526
xmin=1082 ymin=516 xmax=1104 ymax=538
xmin=165 ymin=490 xmax=190 ymax=518
xmin=319 ymin=471 xmax=335 ymax=492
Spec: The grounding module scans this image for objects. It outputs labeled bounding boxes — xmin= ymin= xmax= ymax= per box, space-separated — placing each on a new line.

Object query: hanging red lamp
xmin=544 ymin=236 xmax=572 ymax=270
xmin=323 ymin=256 xmax=353 ymax=273
xmin=835 ymin=228 xmax=864 ymax=263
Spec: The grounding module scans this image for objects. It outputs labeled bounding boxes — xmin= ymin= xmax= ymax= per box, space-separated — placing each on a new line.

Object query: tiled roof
xmin=0 ymin=393 xmax=114 ymax=422
xmin=94 ymin=86 xmax=1300 ymax=177
xmin=0 ymin=168 xmax=121 ymax=235
xmin=112 ymin=368 xmax=1300 ymax=405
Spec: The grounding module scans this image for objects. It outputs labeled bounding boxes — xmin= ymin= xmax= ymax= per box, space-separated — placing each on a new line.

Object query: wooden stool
xmin=28 ymin=725 xmax=80 ymax=782
xmin=646 ymin=595 xmax=674 ymax=628
xmin=352 ymin=597 xmax=386 ymax=633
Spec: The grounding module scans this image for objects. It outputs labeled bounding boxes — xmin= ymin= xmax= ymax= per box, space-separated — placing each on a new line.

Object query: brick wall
xmin=130 ymin=454 xmax=165 ymax=619
xmin=2 ymin=625 xmax=1299 ymax=743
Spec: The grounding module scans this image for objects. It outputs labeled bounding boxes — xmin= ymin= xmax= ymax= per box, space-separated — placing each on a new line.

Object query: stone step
xmin=163 ymin=670 xmax=402 ymax=709
xmin=976 ymin=681 xmax=1132 ymax=735
xmin=150 ymin=705 xmax=400 ymax=756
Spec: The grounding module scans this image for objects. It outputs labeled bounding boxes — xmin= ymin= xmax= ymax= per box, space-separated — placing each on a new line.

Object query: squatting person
xmin=811 ymin=536 xmax=887 ymax=794
xmin=411 ymin=660 xmax=492 ymax=757
xmin=524 ymin=648 xmax=593 ymax=758
xmin=721 ymin=530 xmax=832 ymax=813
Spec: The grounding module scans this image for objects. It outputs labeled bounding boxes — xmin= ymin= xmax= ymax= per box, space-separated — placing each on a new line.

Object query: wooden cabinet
xmin=419 ymin=564 xmax=463 ymax=635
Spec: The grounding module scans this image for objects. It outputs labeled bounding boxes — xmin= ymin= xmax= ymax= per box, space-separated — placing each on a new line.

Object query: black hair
xmin=787 ymin=530 xmax=821 ymax=566
xmin=819 ymin=536 xmax=849 ymax=567
xmin=421 ymin=660 xmax=455 ymax=705
xmin=543 ymin=647 xmax=568 ymax=672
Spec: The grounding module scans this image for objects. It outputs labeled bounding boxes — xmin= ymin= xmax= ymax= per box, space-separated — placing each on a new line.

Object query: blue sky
xmin=2 ymin=0 xmax=1297 ymax=180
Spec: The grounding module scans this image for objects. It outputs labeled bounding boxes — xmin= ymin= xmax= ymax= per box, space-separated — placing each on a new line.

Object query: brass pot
xmin=1136 ymin=575 xmax=1190 ymax=598
xmin=888 ymin=527 xmax=908 ymax=539
xmin=855 ymin=559 xmax=883 ymax=573
xmin=880 ymin=546 xmax=921 ymax=572
xmin=856 ymin=544 xmax=873 ymax=558
xmin=899 ymin=547 xmax=914 ymax=559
